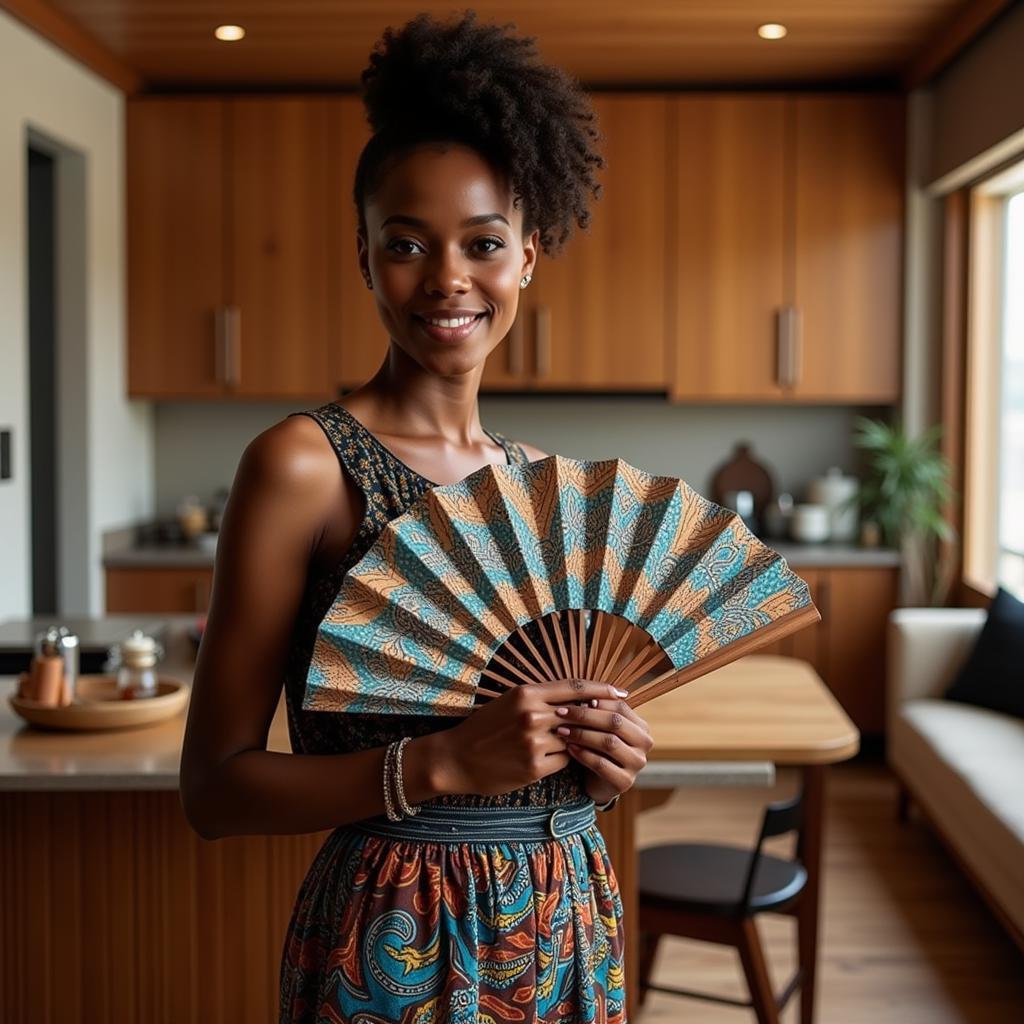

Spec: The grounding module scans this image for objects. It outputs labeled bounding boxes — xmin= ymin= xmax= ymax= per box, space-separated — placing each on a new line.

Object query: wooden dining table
xmin=597 ymin=654 xmax=860 ymax=1023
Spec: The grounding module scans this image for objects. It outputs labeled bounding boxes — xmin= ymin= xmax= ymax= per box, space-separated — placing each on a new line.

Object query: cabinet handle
xmin=214 ymin=306 xmax=227 ymax=384
xmin=776 ymin=306 xmax=801 ymax=389
xmin=224 ymin=305 xmax=241 ymax=389
xmin=534 ymin=306 xmax=551 ymax=378
xmin=789 ymin=306 xmax=802 ymax=388
xmin=508 ymin=311 xmax=525 ymax=376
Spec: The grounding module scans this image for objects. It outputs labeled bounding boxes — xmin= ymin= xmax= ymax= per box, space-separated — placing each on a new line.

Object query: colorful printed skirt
xmin=279 ymin=819 xmax=626 ymax=1023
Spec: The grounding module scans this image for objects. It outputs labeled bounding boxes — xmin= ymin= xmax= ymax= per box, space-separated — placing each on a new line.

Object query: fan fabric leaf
xmin=304 ymin=456 xmax=818 ymax=715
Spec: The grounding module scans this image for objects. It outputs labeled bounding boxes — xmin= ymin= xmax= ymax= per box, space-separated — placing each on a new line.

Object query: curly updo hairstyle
xmin=354 ymin=11 xmax=604 ymax=255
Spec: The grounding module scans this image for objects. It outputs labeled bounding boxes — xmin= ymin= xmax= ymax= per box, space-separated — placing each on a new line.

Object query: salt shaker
xmin=34 ymin=625 xmax=79 ymax=705
xmin=114 ymin=630 xmax=161 ymax=700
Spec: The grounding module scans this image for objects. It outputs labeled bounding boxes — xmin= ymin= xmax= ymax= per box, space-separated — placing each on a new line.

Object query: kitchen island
xmin=1 ymin=615 xmax=774 ymax=1023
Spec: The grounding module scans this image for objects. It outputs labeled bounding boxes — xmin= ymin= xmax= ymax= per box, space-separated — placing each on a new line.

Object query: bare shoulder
xmin=514 ymin=440 xmax=549 ymax=462
xmin=235 ymin=413 xmax=338 ymax=502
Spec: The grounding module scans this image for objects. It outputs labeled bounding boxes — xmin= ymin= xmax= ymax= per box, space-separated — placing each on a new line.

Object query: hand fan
xmin=303 ymin=456 xmax=819 ymax=716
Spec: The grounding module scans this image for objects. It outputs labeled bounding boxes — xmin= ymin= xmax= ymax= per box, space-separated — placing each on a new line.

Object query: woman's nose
xmin=423 ymin=246 xmax=470 ymax=296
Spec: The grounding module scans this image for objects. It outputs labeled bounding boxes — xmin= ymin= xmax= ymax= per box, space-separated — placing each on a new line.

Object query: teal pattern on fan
xmin=304 ymin=455 xmax=818 ymax=716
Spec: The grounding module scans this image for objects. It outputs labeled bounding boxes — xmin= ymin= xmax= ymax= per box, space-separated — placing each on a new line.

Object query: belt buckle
xmin=547 ymin=806 xmax=576 ymax=839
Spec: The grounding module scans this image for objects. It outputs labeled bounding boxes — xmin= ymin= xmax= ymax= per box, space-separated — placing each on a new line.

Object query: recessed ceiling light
xmin=757 ymin=23 xmax=788 ymax=40
xmin=214 ymin=25 xmax=246 ymax=42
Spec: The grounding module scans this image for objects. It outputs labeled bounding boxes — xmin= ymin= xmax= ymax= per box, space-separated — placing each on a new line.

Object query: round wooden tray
xmin=8 ymin=674 xmax=189 ymax=731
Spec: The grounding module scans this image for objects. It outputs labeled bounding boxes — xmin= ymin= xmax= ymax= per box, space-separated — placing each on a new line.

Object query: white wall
xmin=0 ymin=10 xmax=153 ymax=618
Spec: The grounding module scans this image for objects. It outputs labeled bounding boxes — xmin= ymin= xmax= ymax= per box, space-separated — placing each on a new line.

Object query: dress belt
xmin=352 ymin=799 xmax=597 ymax=843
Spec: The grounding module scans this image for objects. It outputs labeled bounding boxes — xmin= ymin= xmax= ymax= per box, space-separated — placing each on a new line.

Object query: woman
xmin=180 ymin=13 xmax=653 ymax=1023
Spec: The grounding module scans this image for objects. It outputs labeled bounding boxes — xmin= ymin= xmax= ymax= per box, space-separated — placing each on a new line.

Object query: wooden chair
xmin=637 ymin=790 xmax=809 ymax=1024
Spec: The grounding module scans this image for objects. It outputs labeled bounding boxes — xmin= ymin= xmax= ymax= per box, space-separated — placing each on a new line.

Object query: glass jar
xmin=113 ymin=630 xmax=161 ymax=700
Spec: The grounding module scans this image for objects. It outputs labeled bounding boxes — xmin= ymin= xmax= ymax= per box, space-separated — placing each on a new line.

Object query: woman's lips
xmin=413 ymin=312 xmax=487 ymax=344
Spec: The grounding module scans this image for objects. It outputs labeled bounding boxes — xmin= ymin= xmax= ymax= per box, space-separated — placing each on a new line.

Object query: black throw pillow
xmin=944 ymin=587 xmax=1024 ymax=718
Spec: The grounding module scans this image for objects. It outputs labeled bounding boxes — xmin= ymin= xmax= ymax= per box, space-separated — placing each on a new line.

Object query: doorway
xmin=26 ymin=129 xmax=89 ymax=615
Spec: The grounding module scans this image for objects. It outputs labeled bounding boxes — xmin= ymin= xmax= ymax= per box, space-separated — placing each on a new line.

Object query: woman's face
xmin=358 ymin=143 xmax=538 ymax=378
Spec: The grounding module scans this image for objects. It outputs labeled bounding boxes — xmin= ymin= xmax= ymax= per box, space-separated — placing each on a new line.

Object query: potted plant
xmin=850 ymin=416 xmax=957 ymax=606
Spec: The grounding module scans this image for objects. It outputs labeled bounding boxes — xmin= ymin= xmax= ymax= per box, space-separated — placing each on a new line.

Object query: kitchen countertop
xmin=0 ymin=616 xmax=774 ymax=792
xmin=103 ymin=538 xmax=901 ymax=570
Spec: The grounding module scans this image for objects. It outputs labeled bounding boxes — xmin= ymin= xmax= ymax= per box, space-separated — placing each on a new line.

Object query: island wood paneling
xmin=0 ymin=790 xmax=635 ymax=1024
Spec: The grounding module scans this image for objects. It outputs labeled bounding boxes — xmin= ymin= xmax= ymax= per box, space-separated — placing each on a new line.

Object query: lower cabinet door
xmin=105 ymin=567 xmax=214 ymax=614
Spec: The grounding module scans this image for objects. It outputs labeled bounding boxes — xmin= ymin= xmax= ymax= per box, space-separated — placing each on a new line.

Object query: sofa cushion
xmin=891 ymin=701 xmax=1024 ymax=935
xmin=945 ymin=587 xmax=1024 ymax=718
xmin=901 ymin=699 xmax=1024 ymax=841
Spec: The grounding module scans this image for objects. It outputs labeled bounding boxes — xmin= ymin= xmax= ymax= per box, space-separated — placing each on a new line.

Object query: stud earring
xmin=520 ymin=274 xmax=532 ymax=289
xmin=363 ymin=275 xmax=373 ymax=290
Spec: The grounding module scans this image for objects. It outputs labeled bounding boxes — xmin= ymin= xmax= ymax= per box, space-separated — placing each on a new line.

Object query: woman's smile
xmin=412 ymin=308 xmax=489 ymax=344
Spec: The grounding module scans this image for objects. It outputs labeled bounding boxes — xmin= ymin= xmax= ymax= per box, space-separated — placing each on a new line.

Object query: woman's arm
xmin=178 ymin=417 xmax=452 ymax=839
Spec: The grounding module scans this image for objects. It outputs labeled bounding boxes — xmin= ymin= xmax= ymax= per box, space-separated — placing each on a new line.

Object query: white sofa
xmin=887 ymin=608 xmax=1024 ymax=950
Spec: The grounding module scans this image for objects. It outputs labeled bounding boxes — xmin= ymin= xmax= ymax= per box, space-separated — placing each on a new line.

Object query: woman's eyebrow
xmin=380 ymin=213 xmax=510 ymax=230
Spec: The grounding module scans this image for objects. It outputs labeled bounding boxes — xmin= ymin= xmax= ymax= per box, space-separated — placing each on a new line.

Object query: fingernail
xmin=589 ymin=698 xmax=599 ymax=708
xmin=555 ymin=706 xmax=569 ymax=717
xmin=556 ymin=726 xmax=570 ymax=736
xmin=614 ymin=688 xmax=629 ymax=698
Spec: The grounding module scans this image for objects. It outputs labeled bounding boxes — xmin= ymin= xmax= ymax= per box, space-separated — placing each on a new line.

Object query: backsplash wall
xmin=153 ymin=399 xmax=883 ymax=518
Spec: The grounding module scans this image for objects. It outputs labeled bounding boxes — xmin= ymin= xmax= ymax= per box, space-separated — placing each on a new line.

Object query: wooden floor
xmin=634 ymin=761 xmax=1024 ymax=1023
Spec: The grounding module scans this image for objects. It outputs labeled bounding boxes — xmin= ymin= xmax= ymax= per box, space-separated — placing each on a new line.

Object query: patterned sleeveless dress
xmin=278 ymin=402 xmax=627 ymax=1024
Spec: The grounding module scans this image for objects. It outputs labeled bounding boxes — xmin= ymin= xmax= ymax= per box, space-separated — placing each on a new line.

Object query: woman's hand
xmin=437 ymin=679 xmax=630 ymax=798
xmin=554 ymin=696 xmax=654 ymax=806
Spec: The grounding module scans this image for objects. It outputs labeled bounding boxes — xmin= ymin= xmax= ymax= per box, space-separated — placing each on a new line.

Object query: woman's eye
xmin=387 ymin=238 xmax=425 ymax=255
xmin=473 ymin=237 xmax=506 ymax=255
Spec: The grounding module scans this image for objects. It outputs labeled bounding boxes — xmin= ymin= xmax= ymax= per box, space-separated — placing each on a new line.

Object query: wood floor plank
xmin=635 ymin=762 xmax=1024 ymax=1022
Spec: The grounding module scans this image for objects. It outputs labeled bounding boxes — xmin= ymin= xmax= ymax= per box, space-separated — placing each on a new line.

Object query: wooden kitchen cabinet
xmin=127 ymin=99 xmax=226 ymax=397
xmin=792 ymin=95 xmax=904 ymax=402
xmin=105 ymin=567 xmax=213 ymax=614
xmin=128 ymin=97 xmax=336 ymax=400
xmin=672 ymin=96 xmax=788 ymax=399
xmin=671 ymin=93 xmax=904 ymax=403
xmin=482 ymin=95 xmax=671 ymax=392
xmin=757 ymin=564 xmax=898 ymax=735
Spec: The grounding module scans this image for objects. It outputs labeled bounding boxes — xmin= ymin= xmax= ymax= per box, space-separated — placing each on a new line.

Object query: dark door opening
xmin=28 ymin=146 xmax=58 ymax=615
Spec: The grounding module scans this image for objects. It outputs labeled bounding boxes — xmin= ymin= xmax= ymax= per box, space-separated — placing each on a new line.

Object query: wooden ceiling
xmin=4 ymin=0 xmax=1014 ymax=92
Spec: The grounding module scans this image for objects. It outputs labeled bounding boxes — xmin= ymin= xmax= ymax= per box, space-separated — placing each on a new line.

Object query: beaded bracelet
xmin=393 ymin=736 xmax=421 ymax=817
xmin=382 ymin=741 xmax=402 ymax=822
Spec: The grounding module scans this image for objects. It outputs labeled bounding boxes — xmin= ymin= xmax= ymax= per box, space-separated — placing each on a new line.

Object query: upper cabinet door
xmin=332 ymin=97 xmax=388 ymax=391
xmin=228 ymin=99 xmax=333 ymax=398
xmin=127 ymin=99 xmax=226 ymax=397
xmin=671 ymin=96 xmax=788 ymax=400
xmin=532 ymin=95 xmax=670 ymax=391
xmin=792 ymin=95 xmax=904 ymax=402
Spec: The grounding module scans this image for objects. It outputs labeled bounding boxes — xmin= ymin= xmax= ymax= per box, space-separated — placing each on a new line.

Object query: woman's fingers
xmin=554 ymin=725 xmax=647 ymax=771
xmin=552 ymin=702 xmax=655 ymax=754
xmin=534 ymin=679 xmax=630 ymax=705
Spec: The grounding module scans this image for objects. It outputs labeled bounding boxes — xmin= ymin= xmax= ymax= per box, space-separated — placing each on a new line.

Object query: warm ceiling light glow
xmin=214 ymin=25 xmax=246 ymax=42
xmin=757 ymin=23 xmax=788 ymax=40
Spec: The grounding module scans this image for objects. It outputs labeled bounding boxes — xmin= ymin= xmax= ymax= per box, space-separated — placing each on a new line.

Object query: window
xmin=998 ymin=191 xmax=1024 ymax=594
xmin=966 ymin=165 xmax=1024 ymax=599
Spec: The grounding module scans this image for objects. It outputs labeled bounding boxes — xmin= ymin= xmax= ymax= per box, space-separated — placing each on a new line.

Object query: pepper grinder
xmin=32 ymin=625 xmax=79 ymax=705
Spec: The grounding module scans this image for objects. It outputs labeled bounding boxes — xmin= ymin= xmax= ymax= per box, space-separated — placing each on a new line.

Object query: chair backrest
xmin=740 ymin=790 xmax=804 ymax=911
